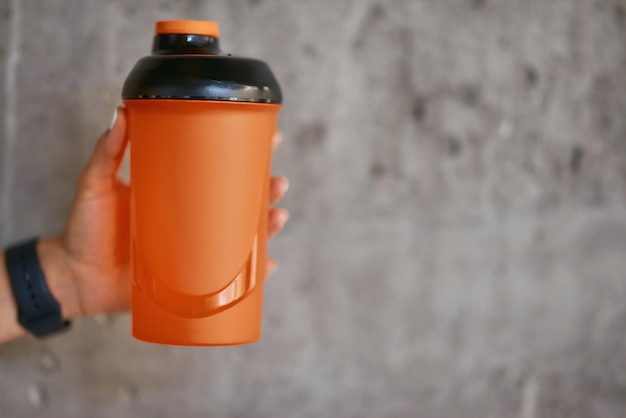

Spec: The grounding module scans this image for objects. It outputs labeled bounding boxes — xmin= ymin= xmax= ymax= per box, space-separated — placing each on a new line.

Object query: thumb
xmin=82 ymin=106 xmax=128 ymax=184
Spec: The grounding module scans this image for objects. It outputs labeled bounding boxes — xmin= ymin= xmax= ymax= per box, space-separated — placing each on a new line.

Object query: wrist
xmin=0 ymin=253 xmax=24 ymax=342
xmin=37 ymin=237 xmax=84 ymax=319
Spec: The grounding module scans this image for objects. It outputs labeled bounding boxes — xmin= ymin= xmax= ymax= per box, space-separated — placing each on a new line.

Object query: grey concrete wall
xmin=1 ymin=0 xmax=625 ymax=417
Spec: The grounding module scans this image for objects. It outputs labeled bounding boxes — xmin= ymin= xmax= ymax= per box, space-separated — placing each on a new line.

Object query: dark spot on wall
xmin=353 ymin=3 xmax=386 ymax=50
xmin=570 ymin=145 xmax=584 ymax=173
xmin=471 ymin=0 xmax=486 ymax=9
xmin=590 ymin=179 xmax=606 ymax=206
xmin=302 ymin=44 xmax=318 ymax=58
xmin=497 ymin=36 xmax=512 ymax=50
xmin=296 ymin=122 xmax=327 ymax=150
xmin=589 ymin=74 xmax=614 ymax=133
xmin=118 ymin=383 xmax=139 ymax=402
xmin=615 ymin=3 xmax=625 ymax=26
xmin=369 ymin=4 xmax=386 ymax=20
xmin=552 ymin=159 xmax=564 ymax=180
xmin=525 ymin=65 xmax=539 ymax=87
xmin=447 ymin=137 xmax=462 ymax=156
xmin=78 ymin=33 xmax=98 ymax=52
xmin=522 ymin=158 xmax=536 ymax=175
xmin=352 ymin=36 xmax=365 ymax=51
xmin=412 ymin=96 xmax=427 ymax=121
xmin=3 ymin=4 xmax=12 ymax=19
xmin=460 ymin=84 xmax=481 ymax=107
xmin=284 ymin=71 xmax=297 ymax=86
xmin=370 ymin=162 xmax=387 ymax=178
xmin=180 ymin=0 xmax=202 ymax=8
xmin=123 ymin=5 xmax=137 ymax=16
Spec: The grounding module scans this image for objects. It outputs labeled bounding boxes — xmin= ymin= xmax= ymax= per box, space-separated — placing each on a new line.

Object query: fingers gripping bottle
xmin=122 ymin=20 xmax=282 ymax=345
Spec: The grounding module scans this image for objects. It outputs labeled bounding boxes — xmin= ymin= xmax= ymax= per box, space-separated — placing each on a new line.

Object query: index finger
xmin=271 ymin=131 xmax=283 ymax=151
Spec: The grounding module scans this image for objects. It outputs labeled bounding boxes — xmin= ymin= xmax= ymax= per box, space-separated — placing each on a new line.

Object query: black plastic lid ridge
xmin=122 ymin=21 xmax=282 ymax=104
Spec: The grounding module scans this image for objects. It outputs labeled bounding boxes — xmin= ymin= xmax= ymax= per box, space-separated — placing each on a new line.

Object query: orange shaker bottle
xmin=122 ymin=20 xmax=282 ymax=345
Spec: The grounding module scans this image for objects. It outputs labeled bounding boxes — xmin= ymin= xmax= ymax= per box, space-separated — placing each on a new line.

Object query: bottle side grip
xmin=132 ymin=234 xmax=262 ymax=318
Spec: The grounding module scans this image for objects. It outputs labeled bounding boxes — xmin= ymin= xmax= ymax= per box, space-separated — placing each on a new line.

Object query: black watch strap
xmin=4 ymin=239 xmax=71 ymax=337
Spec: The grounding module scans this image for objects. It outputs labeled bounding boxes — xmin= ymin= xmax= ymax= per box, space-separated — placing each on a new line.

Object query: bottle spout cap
xmin=155 ymin=20 xmax=220 ymax=38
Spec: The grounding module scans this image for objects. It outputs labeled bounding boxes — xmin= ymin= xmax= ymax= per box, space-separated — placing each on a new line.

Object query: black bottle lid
xmin=122 ymin=20 xmax=282 ymax=104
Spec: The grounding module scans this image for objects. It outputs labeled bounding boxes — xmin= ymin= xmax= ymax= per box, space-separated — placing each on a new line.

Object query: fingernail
xmin=282 ymin=178 xmax=290 ymax=192
xmin=273 ymin=131 xmax=283 ymax=146
xmin=270 ymin=263 xmax=279 ymax=275
xmin=109 ymin=108 xmax=118 ymax=130
xmin=281 ymin=209 xmax=290 ymax=223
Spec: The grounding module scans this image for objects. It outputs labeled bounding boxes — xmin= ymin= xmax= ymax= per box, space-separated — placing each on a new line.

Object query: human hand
xmin=55 ymin=106 xmax=289 ymax=317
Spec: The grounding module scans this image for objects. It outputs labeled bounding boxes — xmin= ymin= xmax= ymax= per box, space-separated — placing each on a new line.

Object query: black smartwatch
xmin=4 ymin=239 xmax=71 ymax=337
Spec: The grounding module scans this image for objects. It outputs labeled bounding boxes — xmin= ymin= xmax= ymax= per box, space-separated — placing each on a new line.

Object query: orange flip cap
xmin=155 ymin=20 xmax=220 ymax=37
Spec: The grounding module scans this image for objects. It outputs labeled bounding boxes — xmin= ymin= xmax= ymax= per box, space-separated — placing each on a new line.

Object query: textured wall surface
xmin=1 ymin=0 xmax=625 ymax=417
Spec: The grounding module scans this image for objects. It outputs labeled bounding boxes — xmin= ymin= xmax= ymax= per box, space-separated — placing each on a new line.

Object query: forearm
xmin=0 ymin=237 xmax=82 ymax=344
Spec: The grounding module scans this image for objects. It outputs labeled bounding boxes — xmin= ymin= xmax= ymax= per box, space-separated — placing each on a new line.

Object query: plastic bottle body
xmin=126 ymin=99 xmax=279 ymax=345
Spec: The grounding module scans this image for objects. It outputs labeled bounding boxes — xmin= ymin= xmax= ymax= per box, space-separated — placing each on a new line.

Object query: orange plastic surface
xmin=155 ymin=20 xmax=220 ymax=37
xmin=124 ymin=99 xmax=280 ymax=345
